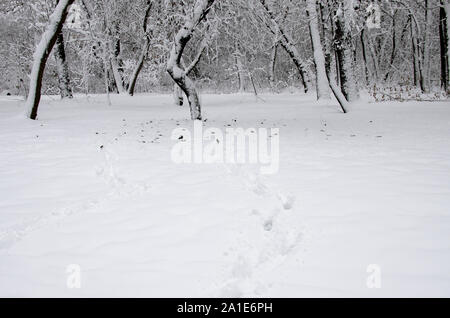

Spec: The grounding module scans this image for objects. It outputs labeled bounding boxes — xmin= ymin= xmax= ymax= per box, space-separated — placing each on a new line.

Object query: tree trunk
xmin=109 ymin=44 xmax=127 ymax=94
xmin=333 ymin=0 xmax=359 ymax=102
xmin=172 ymin=39 xmax=207 ymax=106
xmin=422 ymin=0 xmax=430 ymax=92
xmin=269 ymin=40 xmax=278 ymax=90
xmin=307 ymin=0 xmax=347 ymax=112
xmin=318 ymin=0 xmax=332 ymax=75
xmin=248 ymin=71 xmax=258 ymax=96
xmin=383 ymin=11 xmax=397 ymax=82
xmin=106 ymin=17 xmax=126 ymax=94
xmin=173 ymin=84 xmax=184 ymax=106
xmin=279 ymin=42 xmax=309 ymax=93
xmin=128 ymin=39 xmax=150 ymax=96
xmin=103 ymin=46 xmax=112 ymax=106
xmin=26 ymin=0 xmax=74 ymax=120
xmin=128 ymin=0 xmax=153 ymax=96
xmin=258 ymin=0 xmax=310 ymax=93
xmin=410 ymin=18 xmax=423 ymax=91
xmin=166 ymin=0 xmax=215 ymax=120
xmin=440 ymin=0 xmax=450 ymax=93
xmin=361 ymin=29 xmax=370 ymax=85
xmin=307 ymin=0 xmax=330 ymax=100
xmin=445 ymin=1 xmax=450 ymax=93
xmin=235 ymin=46 xmax=245 ymax=93
xmin=54 ymin=31 xmax=73 ymax=99
xmin=328 ymin=78 xmax=348 ymax=113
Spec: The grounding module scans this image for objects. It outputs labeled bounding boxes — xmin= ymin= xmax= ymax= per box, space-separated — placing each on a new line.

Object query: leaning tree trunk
xmin=26 ymin=0 xmax=74 ymax=120
xmin=306 ymin=0 xmax=330 ymax=100
xmin=128 ymin=0 xmax=153 ymax=96
xmin=166 ymin=0 xmax=215 ymax=120
xmin=333 ymin=0 xmax=359 ymax=102
xmin=279 ymin=42 xmax=310 ymax=93
xmin=54 ymin=31 xmax=73 ymax=99
xmin=258 ymin=0 xmax=310 ymax=93
xmin=127 ymin=39 xmax=150 ymax=96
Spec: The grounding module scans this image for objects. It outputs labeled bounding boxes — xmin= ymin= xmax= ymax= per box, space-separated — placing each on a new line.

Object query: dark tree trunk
xmin=333 ymin=2 xmax=358 ymax=102
xmin=410 ymin=18 xmax=424 ymax=91
xmin=384 ymin=11 xmax=397 ymax=82
xmin=279 ymin=42 xmax=309 ymax=92
xmin=361 ymin=29 xmax=370 ymax=85
xmin=269 ymin=40 xmax=278 ymax=89
xmin=128 ymin=0 xmax=153 ymax=96
xmin=54 ymin=31 xmax=73 ymax=99
xmin=440 ymin=1 xmax=449 ymax=93
xmin=127 ymin=40 xmax=149 ymax=96
xmin=26 ymin=0 xmax=74 ymax=120
xmin=235 ymin=45 xmax=246 ymax=93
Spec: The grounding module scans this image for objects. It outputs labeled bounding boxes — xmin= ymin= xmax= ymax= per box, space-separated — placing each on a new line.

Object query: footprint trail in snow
xmin=214 ymin=165 xmax=302 ymax=297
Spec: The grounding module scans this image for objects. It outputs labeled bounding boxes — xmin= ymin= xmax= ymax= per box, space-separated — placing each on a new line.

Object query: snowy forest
xmin=0 ymin=0 xmax=449 ymax=117
xmin=0 ymin=0 xmax=450 ymax=298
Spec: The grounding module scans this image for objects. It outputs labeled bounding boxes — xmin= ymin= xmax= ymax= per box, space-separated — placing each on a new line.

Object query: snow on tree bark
xmin=166 ymin=0 xmax=216 ymax=120
xmin=25 ymin=0 xmax=74 ymax=120
xmin=172 ymin=38 xmax=207 ymax=106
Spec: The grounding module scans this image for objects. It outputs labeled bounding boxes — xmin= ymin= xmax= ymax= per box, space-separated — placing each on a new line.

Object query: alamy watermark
xmin=171 ymin=121 xmax=280 ymax=174
xmin=366 ymin=264 xmax=381 ymax=289
xmin=66 ymin=264 xmax=81 ymax=289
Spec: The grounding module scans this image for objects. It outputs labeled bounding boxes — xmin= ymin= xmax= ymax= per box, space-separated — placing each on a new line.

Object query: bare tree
xmin=166 ymin=0 xmax=216 ymax=120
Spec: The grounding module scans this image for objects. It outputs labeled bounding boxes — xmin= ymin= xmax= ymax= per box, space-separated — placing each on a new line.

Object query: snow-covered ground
xmin=0 ymin=93 xmax=449 ymax=297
